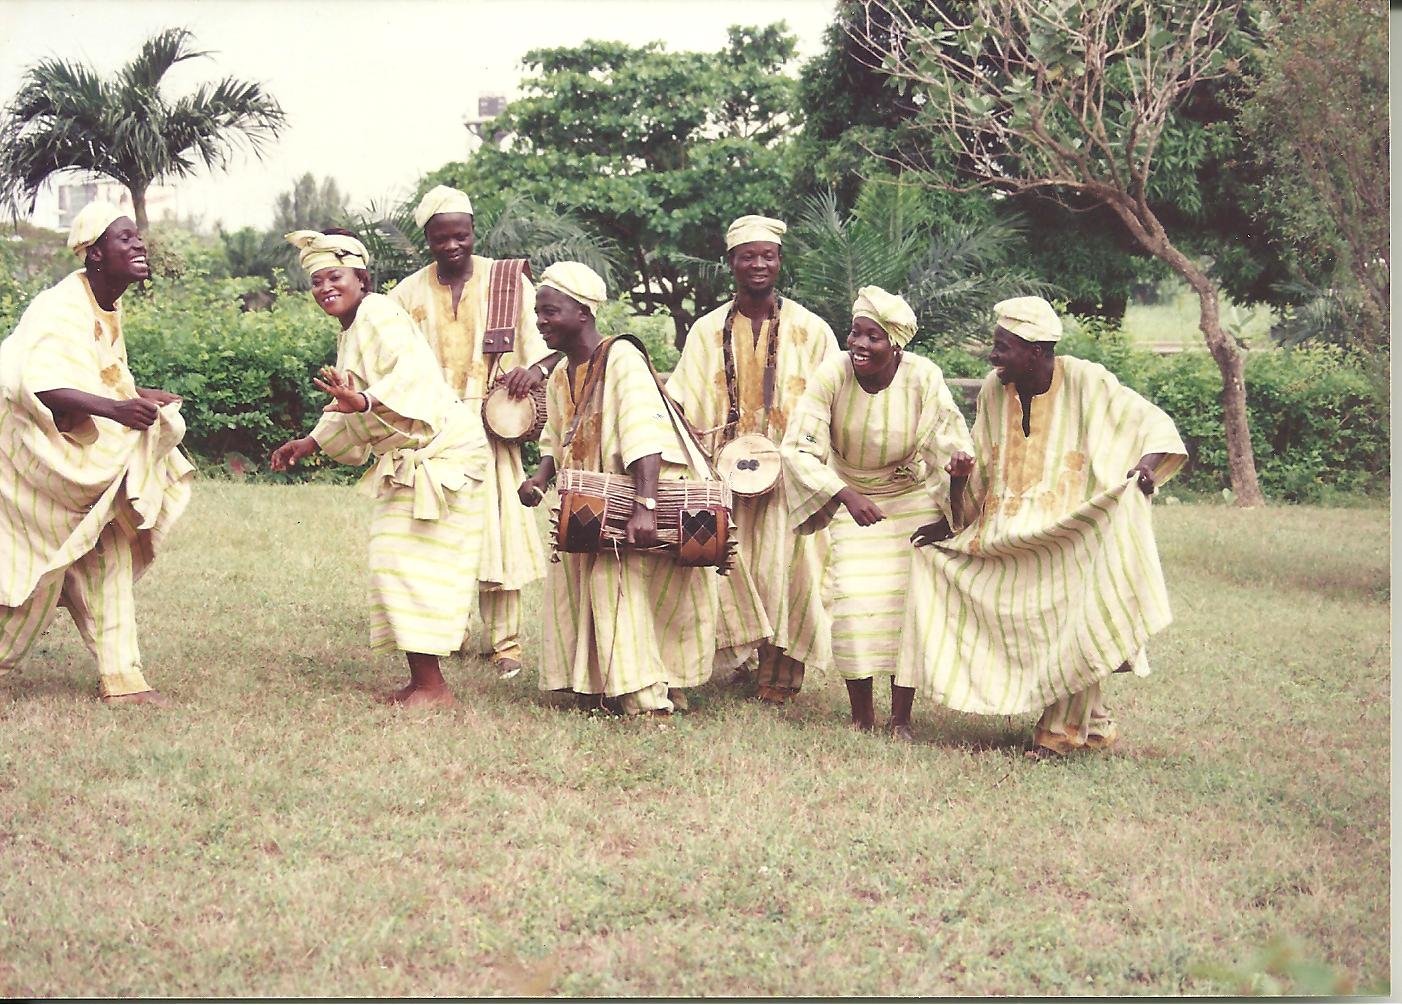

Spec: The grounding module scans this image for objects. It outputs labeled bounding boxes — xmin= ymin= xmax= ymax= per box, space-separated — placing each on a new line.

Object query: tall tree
xmin=850 ymin=0 xmax=1267 ymax=505
xmin=432 ymin=25 xmax=800 ymax=344
xmin=1239 ymin=0 xmax=1388 ymax=353
xmin=0 ymin=27 xmax=285 ymax=231
xmin=273 ymin=173 xmax=349 ymax=233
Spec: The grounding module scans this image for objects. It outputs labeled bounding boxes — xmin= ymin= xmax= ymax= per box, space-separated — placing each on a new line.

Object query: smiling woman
xmin=267 ymin=228 xmax=492 ymax=708
xmin=0 ymin=201 xmax=193 ymax=707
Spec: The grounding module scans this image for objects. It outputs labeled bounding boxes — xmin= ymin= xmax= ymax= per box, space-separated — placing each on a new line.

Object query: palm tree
xmin=788 ymin=181 xmax=1057 ymax=353
xmin=350 ymin=194 xmax=624 ymax=291
xmin=0 ymin=27 xmax=285 ymax=231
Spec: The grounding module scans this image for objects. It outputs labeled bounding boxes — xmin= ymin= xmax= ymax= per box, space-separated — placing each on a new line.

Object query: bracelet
xmin=360 ymin=392 xmax=373 ymax=412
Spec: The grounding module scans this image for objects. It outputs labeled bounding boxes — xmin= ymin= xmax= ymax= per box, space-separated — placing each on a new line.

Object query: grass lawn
xmin=1119 ymin=282 xmax=1276 ymax=351
xmin=0 ymin=483 xmax=1389 ymax=997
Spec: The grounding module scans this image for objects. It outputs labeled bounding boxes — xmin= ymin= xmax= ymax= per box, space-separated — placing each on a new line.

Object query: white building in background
xmin=27 ymin=174 xmax=182 ymax=232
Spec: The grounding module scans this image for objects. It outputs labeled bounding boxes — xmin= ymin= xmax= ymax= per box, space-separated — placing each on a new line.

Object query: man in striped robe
xmin=897 ymin=297 xmax=1187 ymax=755
xmin=390 ymin=185 xmax=557 ymax=680
xmin=667 ymin=215 xmax=839 ymax=704
xmin=519 ymin=263 xmax=718 ymax=715
xmin=0 ymin=202 xmax=194 ymax=706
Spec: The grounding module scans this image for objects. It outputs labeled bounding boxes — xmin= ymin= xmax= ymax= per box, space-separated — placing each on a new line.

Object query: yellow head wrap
xmin=68 ymin=201 xmax=128 ymax=257
xmin=852 ymin=285 xmax=918 ymax=348
xmin=413 ymin=185 xmax=475 ymax=229
xmin=538 ymin=261 xmax=607 ymax=315
xmin=994 ymin=296 xmax=1063 ymax=344
xmin=285 ymin=230 xmax=369 ymax=275
xmin=725 ymin=215 xmax=786 ymax=251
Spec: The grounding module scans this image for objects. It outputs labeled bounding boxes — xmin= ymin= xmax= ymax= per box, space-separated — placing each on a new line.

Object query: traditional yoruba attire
xmin=288 ymin=232 xmax=488 ymax=657
xmin=388 ymin=186 xmax=548 ymax=668
xmin=0 ymin=203 xmax=194 ymax=697
xmin=537 ymin=263 xmax=718 ymax=713
xmin=667 ymin=215 xmax=838 ymax=696
xmin=781 ymin=288 xmax=972 ymax=681
xmin=895 ymin=297 xmax=1187 ymax=750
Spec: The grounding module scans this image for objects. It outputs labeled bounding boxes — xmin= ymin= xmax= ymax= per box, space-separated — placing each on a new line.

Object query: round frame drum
xmin=715 ymin=433 xmax=782 ymax=498
xmin=482 ymin=379 xmax=547 ymax=445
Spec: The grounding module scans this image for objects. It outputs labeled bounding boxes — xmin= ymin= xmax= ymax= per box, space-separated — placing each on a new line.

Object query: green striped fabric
xmin=895 ymin=357 xmax=1187 ymax=714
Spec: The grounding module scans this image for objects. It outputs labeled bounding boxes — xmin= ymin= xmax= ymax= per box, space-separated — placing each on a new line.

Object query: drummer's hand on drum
xmin=910 ymin=518 xmax=954 ymax=548
xmin=625 ymin=506 xmax=659 ymax=549
xmin=519 ymin=474 xmax=547 ymax=508
xmin=836 ymin=486 xmax=885 ymax=526
xmin=502 ymin=365 xmax=543 ymax=399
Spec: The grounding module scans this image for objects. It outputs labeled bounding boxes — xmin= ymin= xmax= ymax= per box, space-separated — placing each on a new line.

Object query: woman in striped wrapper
xmin=780 ymin=286 xmax=974 ymax=738
xmin=270 ymin=229 xmax=489 ymax=708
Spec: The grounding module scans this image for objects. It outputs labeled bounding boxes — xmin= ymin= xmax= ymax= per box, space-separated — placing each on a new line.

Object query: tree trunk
xmin=1163 ymin=244 xmax=1266 ymax=507
xmin=1106 ymin=198 xmax=1266 ymax=506
xmin=128 ymin=183 xmax=149 ymax=233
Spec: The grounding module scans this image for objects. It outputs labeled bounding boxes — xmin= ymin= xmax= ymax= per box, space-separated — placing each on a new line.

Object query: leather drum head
xmin=716 ymin=433 xmax=781 ymax=497
xmin=482 ymin=385 xmax=536 ymax=441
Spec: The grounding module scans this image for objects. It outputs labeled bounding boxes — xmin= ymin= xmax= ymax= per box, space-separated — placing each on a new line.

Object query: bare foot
xmin=848 ymin=720 xmax=874 ymax=733
xmin=101 ymin=690 xmax=172 ymax=708
xmin=382 ymin=683 xmax=418 ymax=704
xmin=889 ymin=722 xmax=914 ymax=742
xmin=393 ymin=686 xmax=456 ymax=708
xmin=492 ymin=658 xmax=523 ymax=681
xmin=666 ymin=688 xmax=689 ymax=712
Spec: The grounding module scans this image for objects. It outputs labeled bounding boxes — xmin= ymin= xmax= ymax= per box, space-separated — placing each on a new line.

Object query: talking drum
xmin=551 ymin=469 xmax=735 ymax=573
xmin=715 ymin=433 xmax=782 ymax=498
xmin=481 ymin=378 xmax=548 ymax=445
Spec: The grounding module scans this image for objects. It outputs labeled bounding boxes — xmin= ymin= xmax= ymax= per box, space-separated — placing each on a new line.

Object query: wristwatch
xmin=534 ymin=362 xmax=551 ymax=379
xmin=634 ymin=495 xmax=657 ymax=511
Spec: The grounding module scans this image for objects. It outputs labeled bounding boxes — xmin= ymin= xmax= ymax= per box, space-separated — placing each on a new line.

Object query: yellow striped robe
xmin=540 ymin=340 xmax=719 ymax=707
xmin=309 ymin=294 xmax=488 ymax=656
xmin=668 ymin=298 xmax=839 ymax=672
xmin=0 ymin=269 xmax=193 ymax=609
xmin=895 ymin=356 xmax=1187 ymax=714
xmin=782 ymin=354 xmax=972 ymax=680
xmin=390 ymin=259 xmax=548 ymax=594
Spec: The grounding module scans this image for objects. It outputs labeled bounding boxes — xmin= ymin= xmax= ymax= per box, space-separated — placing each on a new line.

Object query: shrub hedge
xmin=0 ymin=273 xmax=1388 ymax=501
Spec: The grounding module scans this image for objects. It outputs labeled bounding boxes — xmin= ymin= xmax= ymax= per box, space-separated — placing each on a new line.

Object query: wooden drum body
xmin=481 ymin=379 xmax=547 ymax=445
xmin=550 ymin=469 xmax=736 ymax=573
xmin=715 ymin=432 xmax=782 ymax=498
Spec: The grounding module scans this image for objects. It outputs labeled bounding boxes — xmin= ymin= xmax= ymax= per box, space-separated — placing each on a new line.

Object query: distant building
xmin=28 ymin=174 xmax=179 ymax=232
xmin=463 ymin=94 xmax=511 ymax=150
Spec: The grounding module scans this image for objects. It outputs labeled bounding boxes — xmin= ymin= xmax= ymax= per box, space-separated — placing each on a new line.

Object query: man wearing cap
xmin=390 ymin=185 xmax=557 ymax=680
xmin=667 ymin=215 xmax=839 ymax=705
xmin=518 ymin=262 xmax=717 ymax=714
xmin=897 ymin=296 xmax=1187 ymax=755
xmin=0 ymin=202 xmax=193 ymax=706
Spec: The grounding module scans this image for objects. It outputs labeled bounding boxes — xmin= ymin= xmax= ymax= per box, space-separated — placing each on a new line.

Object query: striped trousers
xmin=0 ymin=518 xmax=151 ymax=697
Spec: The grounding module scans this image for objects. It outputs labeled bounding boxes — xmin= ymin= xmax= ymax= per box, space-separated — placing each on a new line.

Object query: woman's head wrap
xmin=538 ymin=261 xmax=607 ymax=315
xmin=285 ymin=230 xmax=369 ymax=275
xmin=725 ymin=215 xmax=786 ymax=251
xmin=413 ymin=185 xmax=475 ymax=229
xmin=852 ymin=285 xmax=917 ymax=348
xmin=994 ymin=296 xmax=1063 ymax=343
xmin=68 ymin=201 xmax=128 ymax=257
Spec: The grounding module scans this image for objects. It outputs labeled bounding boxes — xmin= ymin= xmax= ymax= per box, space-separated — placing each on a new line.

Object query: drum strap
xmin=562 ymin=335 xmax=717 ymax=479
xmin=482 ymin=258 xmax=532 ymax=359
xmin=720 ymin=296 xmax=783 ymax=443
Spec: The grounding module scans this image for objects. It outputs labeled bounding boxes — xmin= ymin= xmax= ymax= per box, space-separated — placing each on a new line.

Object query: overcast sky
xmin=0 ymin=0 xmax=837 ymax=232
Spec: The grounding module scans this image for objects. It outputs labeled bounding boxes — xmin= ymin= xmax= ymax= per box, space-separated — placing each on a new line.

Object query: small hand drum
xmin=715 ymin=433 xmax=782 ymax=498
xmin=481 ymin=378 xmax=547 ymax=445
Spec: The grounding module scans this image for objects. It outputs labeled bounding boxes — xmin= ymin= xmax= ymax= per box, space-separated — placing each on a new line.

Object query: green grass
xmin=1121 ymin=281 xmax=1276 ymax=351
xmin=0 ymin=483 xmax=1388 ymax=996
